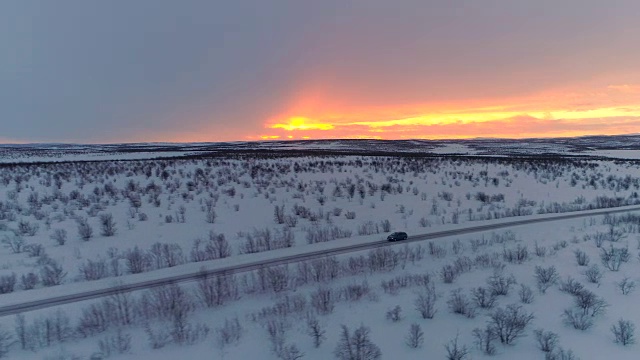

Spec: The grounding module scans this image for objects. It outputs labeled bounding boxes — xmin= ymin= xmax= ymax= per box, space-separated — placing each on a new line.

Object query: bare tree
xmin=50 ymin=229 xmax=67 ymax=246
xmin=518 ymin=284 xmax=535 ymax=304
xmin=39 ymin=257 xmax=67 ymax=286
xmin=611 ymin=319 xmax=635 ymax=346
xmin=99 ymin=213 xmax=117 ymax=236
xmin=447 ymin=288 xmax=476 ymax=318
xmin=617 ymin=276 xmax=635 ymax=295
xmin=216 ymin=317 xmax=243 ymax=348
xmin=445 ymin=333 xmax=469 ymax=360
xmin=472 ymin=326 xmax=497 ymax=355
xmin=534 ymin=329 xmax=559 ymax=353
xmin=98 ymin=329 xmax=132 ymax=356
xmin=306 ymin=315 xmax=326 ymax=348
xmin=0 ymin=274 xmax=16 ymax=294
xmin=534 ymin=265 xmax=559 ymax=294
xmin=471 ymin=287 xmax=497 ymax=309
xmin=583 ymin=264 xmax=603 ymax=284
xmin=125 ymin=246 xmax=151 ymax=274
xmin=77 ymin=217 xmax=94 ymax=241
xmin=488 ymin=304 xmax=534 ymax=345
xmin=0 ymin=324 xmax=12 ymax=358
xmin=334 ymin=324 xmax=381 ymax=360
xmin=405 ymin=323 xmax=424 ymax=349
xmin=197 ymin=272 xmax=239 ymax=307
xmin=414 ymin=283 xmax=437 ymax=319
xmin=380 ymin=304 xmax=400 ymax=322
xmin=311 ymin=286 xmax=335 ymax=315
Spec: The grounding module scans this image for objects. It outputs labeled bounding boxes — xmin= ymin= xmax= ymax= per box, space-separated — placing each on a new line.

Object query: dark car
xmin=387 ymin=231 xmax=408 ymax=242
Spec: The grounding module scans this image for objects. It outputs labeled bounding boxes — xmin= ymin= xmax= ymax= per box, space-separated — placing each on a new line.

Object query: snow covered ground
xmin=2 ymin=144 xmax=640 ymax=359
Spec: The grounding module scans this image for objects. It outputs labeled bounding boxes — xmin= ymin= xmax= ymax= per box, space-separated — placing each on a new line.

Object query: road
xmin=1 ymin=204 xmax=640 ymax=317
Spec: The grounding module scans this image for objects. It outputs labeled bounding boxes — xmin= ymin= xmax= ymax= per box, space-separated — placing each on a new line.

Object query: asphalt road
xmin=2 ymin=205 xmax=640 ymax=317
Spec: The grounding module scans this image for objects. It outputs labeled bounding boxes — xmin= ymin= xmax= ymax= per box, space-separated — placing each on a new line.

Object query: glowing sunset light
xmin=258 ymin=82 xmax=640 ymax=141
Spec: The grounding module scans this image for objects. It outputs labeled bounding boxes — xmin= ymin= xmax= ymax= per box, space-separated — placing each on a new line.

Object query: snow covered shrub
xmin=340 ymin=281 xmax=371 ymax=302
xmin=20 ymin=272 xmax=39 ymax=290
xmin=216 ymin=317 xmax=243 ymax=347
xmin=25 ymin=243 xmax=45 ymax=258
xmin=574 ymin=289 xmax=608 ymax=317
xmin=148 ymin=242 xmax=185 ymax=269
xmin=534 ymin=242 xmax=547 ymax=257
xmin=617 ymin=276 xmax=635 ymax=295
xmin=583 ymin=264 xmax=603 ymax=284
xmin=99 ymin=213 xmax=117 ymax=236
xmin=414 ymin=283 xmax=437 ymax=319
xmin=559 ymin=277 xmax=584 ymax=296
xmin=197 ymin=273 xmax=239 ymax=308
xmin=428 ymin=242 xmax=447 ymax=258
xmin=444 ymin=334 xmax=469 ymax=360
xmin=473 ymin=326 xmax=497 ymax=355
xmin=306 ymin=316 xmax=326 ymax=348
xmin=2 ymin=234 xmax=25 ymax=253
xmin=545 ymin=347 xmax=580 ymax=360
xmin=611 ymin=319 xmax=635 ymax=346
xmin=471 ymin=286 xmax=497 ymax=309
xmin=0 ymin=324 xmax=11 ymax=358
xmin=77 ymin=217 xmax=94 ymax=241
xmin=600 ymin=245 xmax=630 ymax=271
xmin=447 ymin=288 xmax=476 ymax=318
xmin=534 ymin=329 xmax=559 ymax=353
xmin=487 ymin=271 xmax=516 ymax=296
xmin=124 ymin=246 xmax=151 ymax=274
xmin=311 ymin=287 xmax=335 ymax=315
xmin=50 ymin=229 xmax=67 ymax=245
xmin=502 ymin=244 xmax=529 ymax=264
xmin=344 ymin=211 xmax=356 ymax=220
xmin=518 ymin=284 xmax=535 ymax=304
xmin=405 ymin=323 xmax=424 ymax=349
xmin=144 ymin=323 xmax=171 ymax=349
xmin=334 ymin=324 xmax=381 ymax=360
xmin=440 ymin=264 xmax=459 ymax=283
xmin=97 ymin=329 xmax=132 ymax=357
xmin=17 ymin=219 xmax=39 ymax=236
xmin=78 ymin=258 xmax=109 ymax=281
xmin=562 ymin=308 xmax=593 ymax=331
xmin=39 ymin=256 xmax=67 ymax=286
xmin=488 ymin=304 xmax=534 ymax=345
xmin=386 ymin=305 xmax=403 ymax=322
xmin=534 ymin=265 xmax=559 ymax=294
xmin=573 ymin=249 xmax=589 ymax=266
xmin=0 ymin=274 xmax=16 ymax=294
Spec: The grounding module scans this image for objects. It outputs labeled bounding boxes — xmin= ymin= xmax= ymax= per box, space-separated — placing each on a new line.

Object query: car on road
xmin=387 ymin=231 xmax=408 ymax=242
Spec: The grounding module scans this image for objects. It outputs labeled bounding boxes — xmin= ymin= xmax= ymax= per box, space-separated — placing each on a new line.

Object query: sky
xmin=2 ymin=0 xmax=640 ymax=144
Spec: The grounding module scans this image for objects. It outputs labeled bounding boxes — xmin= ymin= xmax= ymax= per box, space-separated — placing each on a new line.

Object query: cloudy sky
xmin=2 ymin=0 xmax=640 ymax=143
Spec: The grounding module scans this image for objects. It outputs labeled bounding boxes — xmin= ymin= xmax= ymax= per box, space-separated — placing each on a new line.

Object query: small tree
xmin=488 ymin=304 xmax=534 ymax=345
xmin=99 ymin=213 xmax=117 ymax=236
xmin=306 ymin=316 xmax=326 ymax=348
xmin=50 ymin=229 xmax=68 ymax=246
xmin=534 ymin=265 xmax=559 ymax=294
xmin=534 ymin=329 xmax=559 ymax=353
xmin=445 ymin=333 xmax=469 ymax=360
xmin=77 ymin=217 xmax=94 ymax=241
xmin=472 ymin=326 xmax=497 ymax=355
xmin=414 ymin=283 xmax=437 ymax=319
xmin=611 ymin=319 xmax=635 ymax=346
xmin=0 ymin=324 xmax=11 ymax=358
xmin=334 ymin=324 xmax=381 ymax=360
xmin=617 ymin=277 xmax=635 ymax=295
xmin=405 ymin=323 xmax=424 ymax=349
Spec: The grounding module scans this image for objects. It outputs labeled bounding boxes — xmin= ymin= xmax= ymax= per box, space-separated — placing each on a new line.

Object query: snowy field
xmin=2 ymin=148 xmax=640 ymax=359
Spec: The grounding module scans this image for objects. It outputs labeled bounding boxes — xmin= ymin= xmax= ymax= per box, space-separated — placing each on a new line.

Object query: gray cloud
xmin=1 ymin=0 xmax=639 ymax=142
